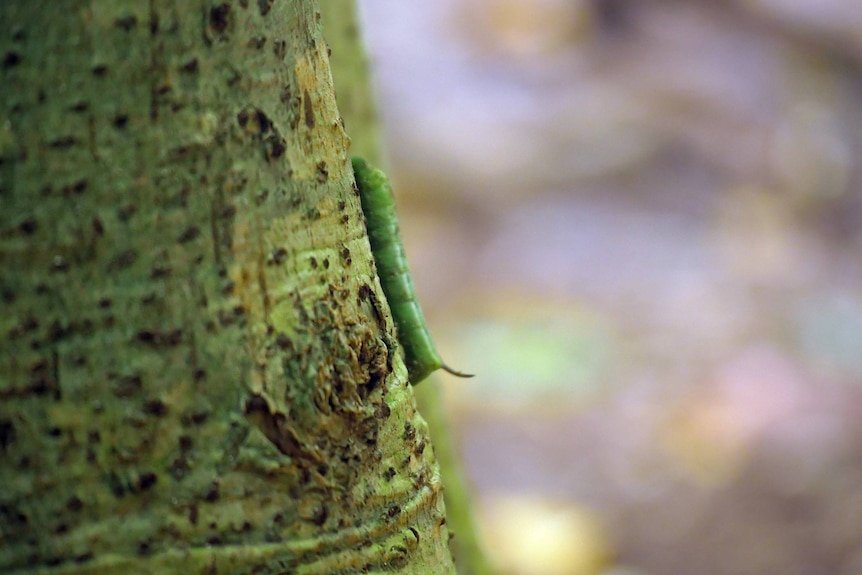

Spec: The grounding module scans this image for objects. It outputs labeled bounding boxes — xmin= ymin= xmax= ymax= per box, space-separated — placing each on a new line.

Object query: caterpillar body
xmin=352 ymin=156 xmax=472 ymax=385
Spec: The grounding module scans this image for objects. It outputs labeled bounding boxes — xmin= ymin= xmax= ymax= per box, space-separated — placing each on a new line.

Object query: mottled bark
xmin=0 ymin=1 xmax=454 ymax=573
xmin=319 ymin=1 xmax=384 ymax=167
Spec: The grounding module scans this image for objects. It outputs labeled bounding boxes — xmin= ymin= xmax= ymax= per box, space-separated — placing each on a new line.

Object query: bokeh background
xmin=355 ymin=1 xmax=862 ymax=573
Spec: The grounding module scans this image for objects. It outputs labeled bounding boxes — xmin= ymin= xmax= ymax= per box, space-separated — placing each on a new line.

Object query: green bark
xmin=319 ymin=0 xmax=384 ymax=166
xmin=0 ymin=1 xmax=454 ymax=573
xmin=321 ymin=5 xmax=493 ymax=573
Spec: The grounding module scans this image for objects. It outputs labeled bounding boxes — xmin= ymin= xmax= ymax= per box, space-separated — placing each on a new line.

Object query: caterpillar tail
xmin=441 ymin=363 xmax=474 ymax=378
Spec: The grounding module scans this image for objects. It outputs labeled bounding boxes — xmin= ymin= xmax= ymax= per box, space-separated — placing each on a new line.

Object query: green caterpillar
xmin=352 ymin=156 xmax=472 ymax=385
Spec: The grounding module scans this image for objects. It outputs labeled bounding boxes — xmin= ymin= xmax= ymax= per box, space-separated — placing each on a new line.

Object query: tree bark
xmin=0 ymin=1 xmax=455 ymax=573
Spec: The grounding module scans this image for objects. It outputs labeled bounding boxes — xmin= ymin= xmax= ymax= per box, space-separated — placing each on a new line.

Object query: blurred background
xmin=355 ymin=1 xmax=862 ymax=573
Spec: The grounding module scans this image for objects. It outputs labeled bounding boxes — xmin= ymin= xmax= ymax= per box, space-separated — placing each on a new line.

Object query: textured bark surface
xmin=0 ymin=1 xmax=454 ymax=573
xmin=319 ymin=1 xmax=383 ymax=167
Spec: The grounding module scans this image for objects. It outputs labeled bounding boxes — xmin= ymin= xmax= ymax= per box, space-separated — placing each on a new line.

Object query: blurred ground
xmin=356 ymin=1 xmax=862 ymax=573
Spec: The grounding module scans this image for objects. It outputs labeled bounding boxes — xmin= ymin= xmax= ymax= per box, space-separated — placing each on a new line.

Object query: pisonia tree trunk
xmin=0 ymin=1 xmax=456 ymax=573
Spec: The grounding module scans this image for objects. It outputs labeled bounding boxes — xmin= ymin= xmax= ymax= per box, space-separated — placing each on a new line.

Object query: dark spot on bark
xmin=92 ymin=216 xmax=104 ymax=235
xmin=70 ymin=101 xmax=89 ymax=112
xmin=117 ymin=203 xmax=137 ymax=221
xmin=112 ymin=114 xmax=129 ymax=129
xmin=149 ymin=13 xmax=158 ymax=34
xmin=279 ymin=84 xmax=291 ymax=103
xmin=66 ymin=179 xmax=88 ymax=195
xmin=108 ymin=249 xmax=137 ymax=271
xmin=237 ymin=105 xmax=270 ymax=134
xmin=136 ymin=328 xmax=182 ymax=347
xmin=182 ymin=408 xmax=210 ymax=426
xmin=112 ymin=374 xmax=142 ymax=398
xmin=0 ymin=503 xmax=28 ymax=526
xmin=136 ymin=539 xmax=151 ymax=556
xmin=87 ymin=430 xmax=101 ymax=443
xmin=188 ymin=504 xmax=199 ymax=524
xmin=303 ymin=90 xmax=315 ymax=128
xmin=108 ymin=473 xmax=126 ymax=497
xmin=207 ymin=535 xmax=223 ymax=546
xmin=220 ymin=204 xmax=236 ymax=218
xmin=7 ymin=315 xmax=38 ymax=339
xmin=209 ymin=3 xmax=231 ymax=31
xmin=3 ymin=51 xmax=21 ymax=68
xmin=48 ymin=135 xmax=77 ymax=149
xmin=2 ymin=286 xmax=16 ymax=303
xmin=143 ymin=399 xmax=168 ymax=416
xmin=403 ymin=422 xmax=415 ymax=441
xmin=272 ymin=40 xmax=290 ymax=61
xmin=244 ymin=394 xmax=269 ymax=415
xmin=383 ymin=467 xmax=396 ymax=481
xmin=193 ymin=368 xmax=206 ymax=381
xmin=178 ymin=225 xmax=200 ymax=243
xmin=66 ymin=496 xmax=84 ymax=512
xmin=341 ymin=214 xmax=349 ymax=224
xmin=271 ymin=247 xmax=287 ymax=264
xmin=309 ymin=257 xmax=317 ymax=269
xmin=0 ymin=420 xmax=16 ymax=450
xmin=45 ymin=555 xmax=65 ymax=567
xmin=28 ymin=355 xmax=60 ymax=399
xmin=53 ymin=522 xmax=69 ymax=535
xmin=47 ymin=426 xmax=62 ymax=437
xmin=133 ymin=471 xmax=158 ymax=492
xmin=74 ymin=552 xmax=94 ymax=564
xmin=204 ymin=480 xmax=220 ymax=502
xmin=275 ymin=332 xmax=292 ymax=350
xmin=322 ymin=258 xmax=330 ymax=269
xmin=387 ymin=504 xmax=401 ymax=518
xmin=169 ymin=456 xmax=189 ymax=481
xmin=225 ymin=68 xmax=241 ymax=86
xmin=265 ymin=133 xmax=285 ymax=159
xmin=300 ymin=500 xmax=328 ymax=526
xmin=98 ymin=297 xmax=112 ymax=308
xmin=19 ymin=217 xmax=37 ymax=234
xmin=258 ymin=0 xmax=274 ymax=16
xmin=178 ymin=435 xmax=193 ymax=451
xmin=180 ymin=58 xmax=199 ymax=74
xmin=45 ymin=320 xmax=69 ymax=342
xmin=150 ymin=261 xmax=171 ymax=278
xmin=50 ymin=255 xmax=69 ymax=273
xmin=92 ymin=64 xmax=109 ymax=76
xmin=316 ymin=161 xmax=328 ymax=182
xmin=114 ymin=15 xmax=137 ymax=31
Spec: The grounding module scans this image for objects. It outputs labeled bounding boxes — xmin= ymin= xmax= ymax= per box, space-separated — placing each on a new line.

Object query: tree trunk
xmin=0 ymin=1 xmax=455 ymax=573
